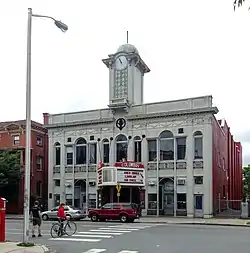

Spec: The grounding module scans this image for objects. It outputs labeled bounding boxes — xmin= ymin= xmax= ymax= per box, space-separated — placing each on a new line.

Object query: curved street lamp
xmin=23 ymin=8 xmax=68 ymax=243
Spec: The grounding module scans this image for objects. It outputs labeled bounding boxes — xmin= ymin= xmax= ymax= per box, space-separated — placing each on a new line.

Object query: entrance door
xmin=194 ymin=194 xmax=203 ymax=217
xmin=164 ymin=194 xmax=174 ymax=216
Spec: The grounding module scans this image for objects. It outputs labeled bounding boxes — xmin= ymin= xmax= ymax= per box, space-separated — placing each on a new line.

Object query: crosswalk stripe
xmin=49 ymin=238 xmax=101 ymax=242
xmin=98 ymin=227 xmax=139 ymax=231
xmin=90 ymin=229 xmax=131 ymax=233
xmin=108 ymin=225 xmax=149 ymax=229
xmin=82 ymin=250 xmax=106 ymax=253
xmin=73 ymin=234 xmax=113 ymax=238
xmin=119 ymin=251 xmax=138 ymax=253
xmin=78 ymin=231 xmax=122 ymax=235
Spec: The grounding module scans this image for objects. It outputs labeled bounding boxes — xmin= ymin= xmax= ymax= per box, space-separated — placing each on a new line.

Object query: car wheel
xmin=91 ymin=214 xmax=98 ymax=222
xmin=120 ymin=214 xmax=128 ymax=223
xmin=42 ymin=214 xmax=49 ymax=221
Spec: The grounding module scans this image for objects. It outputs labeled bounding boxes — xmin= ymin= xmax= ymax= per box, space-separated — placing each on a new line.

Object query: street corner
xmin=0 ymin=242 xmax=51 ymax=253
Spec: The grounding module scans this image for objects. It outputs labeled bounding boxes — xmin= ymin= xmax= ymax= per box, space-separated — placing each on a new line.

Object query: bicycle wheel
xmin=50 ymin=223 xmax=61 ymax=238
xmin=64 ymin=221 xmax=77 ymax=236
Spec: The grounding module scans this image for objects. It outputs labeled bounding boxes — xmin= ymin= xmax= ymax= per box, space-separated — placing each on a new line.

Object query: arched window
xmin=54 ymin=142 xmax=61 ymax=165
xmin=116 ymin=135 xmax=128 ymax=162
xmin=134 ymin=136 xmax=142 ymax=162
xmin=194 ymin=131 xmax=203 ymax=159
xmin=76 ymin=138 xmax=87 ymax=165
xmin=102 ymin=139 xmax=110 ymax=163
xmin=159 ymin=130 xmax=174 ymax=161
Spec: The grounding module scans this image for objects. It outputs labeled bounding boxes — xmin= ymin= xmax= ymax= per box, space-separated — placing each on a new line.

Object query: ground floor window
xmin=54 ymin=194 xmax=60 ymax=207
xmin=148 ymin=193 xmax=157 ymax=209
xmin=177 ymin=193 xmax=186 ymax=210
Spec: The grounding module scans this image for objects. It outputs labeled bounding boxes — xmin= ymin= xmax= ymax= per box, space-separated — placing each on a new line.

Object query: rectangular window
xmin=54 ymin=180 xmax=60 ymax=186
xmin=177 ymin=193 xmax=186 ymax=210
xmin=102 ymin=169 xmax=112 ymax=182
xmin=36 ymin=136 xmax=43 ymax=146
xmin=36 ymin=181 xmax=42 ymax=197
xmin=134 ymin=141 xmax=142 ymax=162
xmin=194 ymin=137 xmax=203 ymax=159
xmin=36 ymin=155 xmax=43 ymax=170
xmin=55 ymin=147 xmax=61 ymax=165
xmin=176 ymin=137 xmax=186 ymax=160
xmin=66 ymin=152 xmax=73 ymax=165
xmin=13 ymin=135 xmax=20 ymax=145
xmin=76 ymin=146 xmax=86 ymax=164
xmin=148 ymin=140 xmax=157 ymax=162
xmin=194 ymin=176 xmax=203 ymax=184
xmin=160 ymin=139 xmax=174 ymax=160
xmin=148 ymin=193 xmax=157 ymax=209
xmin=89 ymin=143 xmax=97 ymax=164
xmin=103 ymin=143 xmax=109 ymax=163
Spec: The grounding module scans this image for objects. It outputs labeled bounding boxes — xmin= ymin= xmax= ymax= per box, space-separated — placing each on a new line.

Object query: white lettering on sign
xmin=117 ymin=169 xmax=144 ymax=185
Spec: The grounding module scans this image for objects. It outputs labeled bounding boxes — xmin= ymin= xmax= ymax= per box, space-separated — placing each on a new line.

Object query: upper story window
xmin=176 ymin=137 xmax=186 ymax=160
xmin=159 ymin=131 xmax=174 ymax=161
xmin=134 ymin=136 xmax=142 ymax=162
xmin=13 ymin=135 xmax=20 ymax=146
xmin=194 ymin=176 xmax=203 ymax=184
xmin=148 ymin=139 xmax=157 ymax=161
xmin=36 ymin=136 xmax=43 ymax=146
xmin=76 ymin=138 xmax=87 ymax=165
xmin=102 ymin=139 xmax=110 ymax=163
xmin=36 ymin=155 xmax=43 ymax=170
xmin=194 ymin=131 xmax=203 ymax=159
xmin=89 ymin=143 xmax=97 ymax=164
xmin=55 ymin=142 xmax=61 ymax=165
xmin=116 ymin=134 xmax=128 ymax=162
xmin=66 ymin=152 xmax=73 ymax=165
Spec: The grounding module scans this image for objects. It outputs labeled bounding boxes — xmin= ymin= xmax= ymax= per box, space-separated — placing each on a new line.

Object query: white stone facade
xmin=46 ymin=44 xmax=218 ymax=218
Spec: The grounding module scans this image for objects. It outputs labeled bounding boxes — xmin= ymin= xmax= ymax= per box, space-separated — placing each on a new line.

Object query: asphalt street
xmin=6 ymin=220 xmax=250 ymax=253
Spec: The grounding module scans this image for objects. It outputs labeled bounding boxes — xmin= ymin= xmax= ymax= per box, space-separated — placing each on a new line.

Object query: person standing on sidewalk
xmin=30 ymin=201 xmax=42 ymax=238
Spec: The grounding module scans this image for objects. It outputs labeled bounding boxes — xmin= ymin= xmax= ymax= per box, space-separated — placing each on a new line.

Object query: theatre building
xmin=45 ymin=43 xmax=242 ymax=218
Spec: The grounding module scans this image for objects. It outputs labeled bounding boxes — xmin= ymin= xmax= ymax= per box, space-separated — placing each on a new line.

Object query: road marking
xmin=73 ymin=234 xmax=113 ymax=238
xmin=108 ymin=225 xmax=149 ymax=229
xmin=90 ymin=229 xmax=131 ymax=233
xmin=119 ymin=251 xmax=138 ymax=253
xmin=78 ymin=231 xmax=122 ymax=235
xmin=82 ymin=249 xmax=106 ymax=253
xmin=6 ymin=232 xmax=51 ymax=236
xmin=49 ymin=238 xmax=101 ymax=242
xmin=98 ymin=227 xmax=139 ymax=231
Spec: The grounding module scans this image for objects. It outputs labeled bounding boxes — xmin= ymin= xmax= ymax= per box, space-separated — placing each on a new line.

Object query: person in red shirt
xmin=57 ymin=203 xmax=67 ymax=236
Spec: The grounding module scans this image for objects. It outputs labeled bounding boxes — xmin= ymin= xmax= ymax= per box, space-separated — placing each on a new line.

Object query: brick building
xmin=212 ymin=119 xmax=243 ymax=215
xmin=0 ymin=120 xmax=48 ymax=214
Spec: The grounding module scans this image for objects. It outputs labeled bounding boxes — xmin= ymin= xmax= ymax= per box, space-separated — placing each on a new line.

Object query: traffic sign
xmin=116 ymin=183 xmax=121 ymax=193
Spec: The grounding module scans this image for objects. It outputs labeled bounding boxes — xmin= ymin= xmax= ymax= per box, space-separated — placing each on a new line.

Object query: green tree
xmin=242 ymin=164 xmax=250 ymax=201
xmin=0 ymin=149 xmax=22 ymax=201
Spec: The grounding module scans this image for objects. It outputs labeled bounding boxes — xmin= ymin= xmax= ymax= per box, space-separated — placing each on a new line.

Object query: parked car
xmin=41 ymin=206 xmax=85 ymax=221
xmin=88 ymin=202 xmax=141 ymax=223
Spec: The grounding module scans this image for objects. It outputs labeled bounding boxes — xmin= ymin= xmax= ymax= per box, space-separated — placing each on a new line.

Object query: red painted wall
xmin=0 ymin=120 xmax=48 ymax=214
xmin=212 ymin=118 xmax=243 ymax=214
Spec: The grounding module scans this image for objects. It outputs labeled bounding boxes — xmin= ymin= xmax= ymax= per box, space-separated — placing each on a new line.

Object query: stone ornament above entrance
xmin=116 ymin=118 xmax=126 ymax=130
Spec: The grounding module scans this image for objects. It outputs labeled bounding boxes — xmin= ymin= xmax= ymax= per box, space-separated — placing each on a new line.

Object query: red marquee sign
xmin=114 ymin=161 xmax=144 ymax=169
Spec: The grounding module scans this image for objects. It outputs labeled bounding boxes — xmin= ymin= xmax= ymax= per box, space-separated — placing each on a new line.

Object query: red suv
xmin=88 ymin=203 xmax=141 ymax=223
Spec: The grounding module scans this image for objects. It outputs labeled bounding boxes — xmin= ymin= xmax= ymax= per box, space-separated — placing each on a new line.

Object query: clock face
xmin=115 ymin=56 xmax=128 ymax=70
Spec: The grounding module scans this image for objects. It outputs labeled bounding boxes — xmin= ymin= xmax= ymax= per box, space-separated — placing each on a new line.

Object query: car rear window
xmin=122 ymin=204 xmax=133 ymax=209
xmin=113 ymin=204 xmax=120 ymax=209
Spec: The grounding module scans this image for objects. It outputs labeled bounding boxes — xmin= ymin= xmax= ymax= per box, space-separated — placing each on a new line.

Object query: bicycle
xmin=50 ymin=219 xmax=77 ymax=238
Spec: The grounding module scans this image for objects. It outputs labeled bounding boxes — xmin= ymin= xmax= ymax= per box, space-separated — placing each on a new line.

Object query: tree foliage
xmin=0 ymin=149 xmax=22 ymax=185
xmin=234 ymin=0 xmax=247 ymax=11
xmin=243 ymin=165 xmax=250 ymax=201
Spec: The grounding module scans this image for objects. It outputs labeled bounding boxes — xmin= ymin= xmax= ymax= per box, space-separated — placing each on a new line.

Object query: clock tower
xmin=102 ymin=44 xmax=150 ymax=111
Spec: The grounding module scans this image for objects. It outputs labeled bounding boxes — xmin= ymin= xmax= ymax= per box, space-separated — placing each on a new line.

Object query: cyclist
xmin=57 ymin=203 xmax=67 ymax=236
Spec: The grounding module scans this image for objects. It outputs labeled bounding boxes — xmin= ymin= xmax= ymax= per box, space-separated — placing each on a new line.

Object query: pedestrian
xmin=30 ymin=200 xmax=42 ymax=237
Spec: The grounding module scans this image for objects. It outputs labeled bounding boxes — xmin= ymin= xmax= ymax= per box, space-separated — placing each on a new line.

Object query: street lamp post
xmin=23 ymin=8 xmax=68 ymax=243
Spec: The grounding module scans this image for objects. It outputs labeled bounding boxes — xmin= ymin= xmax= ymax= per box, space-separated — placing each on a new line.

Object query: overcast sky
xmin=0 ymin=0 xmax=249 ymax=166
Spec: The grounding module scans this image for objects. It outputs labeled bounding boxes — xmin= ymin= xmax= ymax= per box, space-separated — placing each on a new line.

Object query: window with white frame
xmin=102 ymin=139 xmax=110 ymax=163
xmin=116 ymin=134 xmax=128 ymax=162
xmin=134 ymin=136 xmax=142 ymax=162
xmin=194 ymin=131 xmax=203 ymax=159
xmin=55 ymin=142 xmax=61 ymax=165
xmin=13 ymin=135 xmax=20 ymax=145
xmin=176 ymin=137 xmax=186 ymax=160
xmin=159 ymin=131 xmax=174 ymax=161
xmin=194 ymin=176 xmax=203 ymax=184
xmin=89 ymin=143 xmax=97 ymax=164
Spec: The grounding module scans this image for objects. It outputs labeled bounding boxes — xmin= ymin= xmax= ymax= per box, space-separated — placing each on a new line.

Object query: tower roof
xmin=117 ymin=44 xmax=139 ymax=54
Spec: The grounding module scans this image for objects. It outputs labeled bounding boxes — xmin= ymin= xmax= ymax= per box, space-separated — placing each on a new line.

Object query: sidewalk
xmin=0 ymin=242 xmax=50 ymax=253
xmin=6 ymin=214 xmax=250 ymax=227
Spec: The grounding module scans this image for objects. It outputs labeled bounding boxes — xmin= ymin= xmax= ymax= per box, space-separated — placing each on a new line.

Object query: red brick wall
xmin=0 ymin=121 xmax=48 ymax=214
